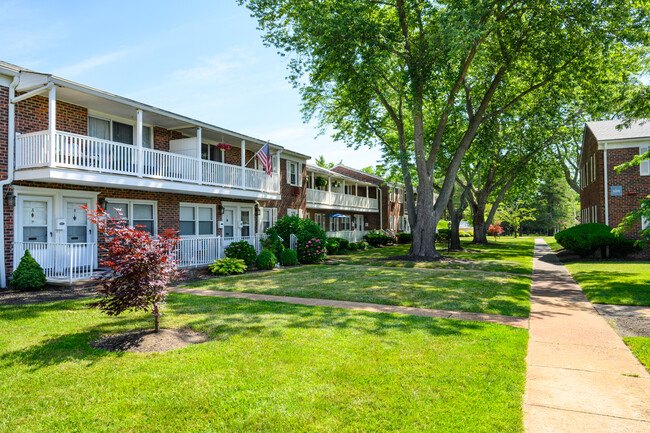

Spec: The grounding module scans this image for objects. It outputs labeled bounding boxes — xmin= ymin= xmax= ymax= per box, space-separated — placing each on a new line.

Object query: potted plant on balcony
xmin=216 ymin=142 xmax=231 ymax=151
xmin=315 ymin=176 xmax=327 ymax=189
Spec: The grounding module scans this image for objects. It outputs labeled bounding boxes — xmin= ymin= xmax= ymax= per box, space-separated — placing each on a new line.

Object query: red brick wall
xmin=259 ymin=158 xmax=307 ymax=217
xmin=153 ymin=127 xmax=183 ymax=152
xmin=579 ymin=129 xmax=605 ymax=223
xmin=15 ymin=95 xmax=87 ymax=135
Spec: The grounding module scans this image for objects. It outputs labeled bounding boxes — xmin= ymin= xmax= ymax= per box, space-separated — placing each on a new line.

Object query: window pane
xmin=142 ymin=126 xmax=152 ymax=149
xmin=180 ymin=206 xmax=195 ymax=221
xmin=24 ymin=227 xmax=47 ymax=242
xmin=210 ymin=146 xmax=222 ymax=162
xmin=88 ymin=117 xmax=110 ymax=140
xmin=241 ymin=226 xmax=250 ymax=237
xmin=223 ymin=226 xmax=233 ymax=237
xmin=198 ymin=207 xmax=212 ymax=221
xmin=112 ymin=121 xmax=134 ymax=145
xmin=198 ymin=221 xmax=213 ymax=235
xmin=241 ymin=211 xmax=249 ymax=225
xmin=106 ymin=202 xmax=128 ymax=218
xmin=133 ymin=204 xmax=153 ymax=219
xmin=180 ymin=221 xmax=195 ymax=236
xmin=133 ymin=220 xmax=154 ymax=234
xmin=67 ymin=225 xmax=87 ymax=243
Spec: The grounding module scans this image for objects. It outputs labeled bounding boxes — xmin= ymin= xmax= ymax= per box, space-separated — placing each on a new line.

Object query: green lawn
xmin=334 ymin=237 xmax=535 ymax=275
xmin=0 ymin=295 xmax=528 ymax=432
xmin=188 ymin=264 xmax=531 ymax=317
xmin=564 ymin=262 xmax=650 ymax=306
xmin=624 ymin=337 xmax=650 ymax=373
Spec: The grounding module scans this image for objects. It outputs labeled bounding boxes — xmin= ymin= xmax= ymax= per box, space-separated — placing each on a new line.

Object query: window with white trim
xmin=329 ymin=217 xmax=339 ymax=232
xmin=287 ymin=161 xmax=301 ymax=186
xmin=340 ymin=217 xmax=351 ymax=231
xmin=640 ymin=145 xmax=649 ymax=176
xmin=179 ymin=204 xmax=215 ymax=237
xmin=287 ymin=208 xmax=299 ymax=217
xmin=345 ymin=185 xmax=355 ymax=195
xmin=89 ymin=115 xmax=152 ymax=147
xmin=643 ymin=215 xmax=649 ymax=230
xmin=389 ymin=216 xmax=395 ymax=231
xmin=315 ymin=213 xmax=325 ymax=229
xmin=260 ymin=208 xmax=277 ymax=233
xmin=105 ymin=200 xmax=157 ymax=234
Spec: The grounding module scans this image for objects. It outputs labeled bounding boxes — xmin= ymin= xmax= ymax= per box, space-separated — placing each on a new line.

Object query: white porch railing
xmin=13 ymin=242 xmax=96 ymax=283
xmin=326 ymin=230 xmax=368 ymax=243
xmin=175 ymin=234 xmax=269 ymax=268
xmin=307 ymin=189 xmax=378 ymax=211
xmin=15 ymin=131 xmax=280 ymax=194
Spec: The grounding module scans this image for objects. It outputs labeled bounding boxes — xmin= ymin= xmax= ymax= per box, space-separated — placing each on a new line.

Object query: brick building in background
xmin=579 ymin=120 xmax=650 ymax=247
xmin=0 ymin=60 xmax=407 ymax=287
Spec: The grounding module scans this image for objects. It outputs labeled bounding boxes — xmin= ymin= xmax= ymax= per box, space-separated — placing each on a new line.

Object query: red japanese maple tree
xmin=487 ymin=222 xmax=505 ymax=241
xmin=83 ymin=205 xmax=181 ymax=332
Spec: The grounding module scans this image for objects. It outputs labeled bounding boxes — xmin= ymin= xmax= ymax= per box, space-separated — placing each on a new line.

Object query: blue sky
xmin=0 ymin=0 xmax=383 ymax=169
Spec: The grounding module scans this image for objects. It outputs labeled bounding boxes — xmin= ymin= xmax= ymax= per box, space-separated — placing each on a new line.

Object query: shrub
xmin=348 ymin=242 xmax=359 ymax=251
xmin=326 ymin=238 xmax=340 ymax=255
xmin=209 ymin=257 xmax=247 ymax=275
xmin=297 ymin=237 xmax=326 ymax=263
xmin=459 ymin=230 xmax=466 ymax=236
xmin=279 ymin=249 xmax=299 ymax=266
xmin=357 ymin=241 xmax=370 ymax=250
xmin=296 ymin=219 xmax=327 ymax=249
xmin=436 ymin=228 xmax=450 ymax=242
xmin=269 ymin=216 xmax=327 ymax=262
xmin=269 ymin=215 xmax=304 ymax=248
xmin=263 ymin=231 xmax=285 ymax=258
xmin=225 ymin=241 xmax=257 ymax=266
xmin=396 ymin=232 xmax=412 ymax=243
xmin=437 ymin=220 xmax=450 ymax=229
xmin=555 ymin=223 xmax=641 ymax=258
xmin=10 ymin=249 xmax=47 ymax=291
xmin=487 ymin=223 xmax=505 ymax=240
xmin=256 ymin=249 xmax=277 ymax=270
xmin=329 ymin=237 xmax=349 ymax=250
xmin=363 ymin=232 xmax=392 ymax=247
xmin=83 ymin=206 xmax=181 ymax=332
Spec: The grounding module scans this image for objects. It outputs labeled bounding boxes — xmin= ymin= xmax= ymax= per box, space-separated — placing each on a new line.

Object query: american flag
xmin=256 ymin=141 xmax=272 ymax=175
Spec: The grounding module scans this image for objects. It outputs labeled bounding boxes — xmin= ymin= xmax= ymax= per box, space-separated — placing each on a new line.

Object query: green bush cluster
xmin=363 ymin=232 xmax=393 ymax=247
xmin=267 ymin=216 xmax=327 ymax=264
xmin=262 ymin=231 xmax=285 ymax=258
xmin=458 ymin=230 xmax=472 ymax=237
xmin=256 ymin=249 xmax=278 ymax=270
xmin=10 ymin=250 xmax=47 ymax=291
xmin=436 ymin=228 xmax=451 ymax=242
xmin=555 ymin=223 xmax=641 ymax=258
xmin=396 ymin=232 xmax=412 ymax=243
xmin=279 ymin=249 xmax=299 ymax=266
xmin=296 ymin=237 xmax=326 ymax=263
xmin=225 ymin=241 xmax=257 ymax=266
xmin=326 ymin=238 xmax=340 ymax=255
xmin=209 ymin=257 xmax=247 ymax=276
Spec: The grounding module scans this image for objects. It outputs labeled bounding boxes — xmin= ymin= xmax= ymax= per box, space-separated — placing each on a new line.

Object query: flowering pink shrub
xmin=297 ymin=237 xmax=325 ymax=263
xmin=225 ymin=241 xmax=257 ymax=266
xmin=83 ymin=205 xmax=181 ymax=332
xmin=487 ymin=222 xmax=505 ymax=240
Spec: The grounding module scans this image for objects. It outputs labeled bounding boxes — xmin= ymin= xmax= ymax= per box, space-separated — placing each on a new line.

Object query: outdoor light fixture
xmin=98 ymin=198 xmax=107 ymax=210
xmin=218 ymin=204 xmax=224 ymax=214
xmin=6 ymin=194 xmax=15 ymax=207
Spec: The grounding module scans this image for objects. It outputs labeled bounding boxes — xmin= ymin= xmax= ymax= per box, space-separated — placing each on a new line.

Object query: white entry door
xmin=18 ymin=196 xmax=53 ymax=272
xmin=354 ymin=215 xmax=364 ymax=232
xmin=63 ymin=198 xmax=94 ymax=268
xmin=222 ymin=206 xmax=255 ymax=238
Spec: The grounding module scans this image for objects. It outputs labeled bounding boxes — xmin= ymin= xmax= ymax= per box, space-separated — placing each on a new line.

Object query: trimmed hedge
xmin=436 ymin=228 xmax=451 ymax=242
xmin=279 ymin=249 xmax=298 ymax=266
xmin=256 ymin=249 xmax=278 ymax=270
xmin=363 ymin=233 xmax=393 ymax=247
xmin=396 ymin=232 xmax=412 ymax=243
xmin=555 ymin=223 xmax=641 ymax=258
xmin=10 ymin=250 xmax=47 ymax=291
xmin=326 ymin=238 xmax=340 ymax=255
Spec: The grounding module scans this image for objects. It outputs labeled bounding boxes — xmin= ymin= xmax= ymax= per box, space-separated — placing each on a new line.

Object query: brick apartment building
xmin=0 ymin=60 xmax=404 ymax=287
xmin=579 ymin=120 xmax=650 ymax=244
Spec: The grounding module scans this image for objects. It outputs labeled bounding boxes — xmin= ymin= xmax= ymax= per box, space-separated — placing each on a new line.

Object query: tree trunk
xmin=409 ymin=180 xmax=439 ymax=258
xmin=471 ymin=201 xmax=488 ymax=244
xmin=449 ymin=215 xmax=462 ymax=250
xmin=153 ymin=304 xmax=160 ymax=332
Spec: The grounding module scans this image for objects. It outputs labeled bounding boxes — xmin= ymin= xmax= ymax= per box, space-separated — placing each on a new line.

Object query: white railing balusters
xmin=306 ymin=189 xmax=378 ymax=211
xmin=13 ymin=242 xmax=96 ymax=281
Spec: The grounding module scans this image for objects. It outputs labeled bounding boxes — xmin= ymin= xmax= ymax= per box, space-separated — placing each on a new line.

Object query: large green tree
xmin=241 ymin=0 xmax=648 ymax=258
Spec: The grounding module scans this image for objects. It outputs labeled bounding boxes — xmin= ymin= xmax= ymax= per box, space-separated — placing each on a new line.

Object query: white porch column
xmin=241 ymin=140 xmax=246 ymax=188
xmin=355 ymin=182 xmax=358 ymax=195
xmin=342 ymin=179 xmax=346 ymax=194
xmin=136 ymin=109 xmax=143 ymax=177
xmin=327 ymin=176 xmax=331 ymax=192
xmin=197 ymin=128 xmax=202 ymax=184
xmin=366 ymin=186 xmax=369 ymax=198
xmin=276 ymin=150 xmax=282 ymax=193
xmin=48 ymin=86 xmax=56 ymax=167
xmin=311 ymin=172 xmax=315 ymax=189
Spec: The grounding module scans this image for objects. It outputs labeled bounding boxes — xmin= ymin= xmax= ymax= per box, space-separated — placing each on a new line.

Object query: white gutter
xmin=0 ymin=77 xmax=19 ymax=288
xmin=603 ymin=143 xmax=609 ymax=226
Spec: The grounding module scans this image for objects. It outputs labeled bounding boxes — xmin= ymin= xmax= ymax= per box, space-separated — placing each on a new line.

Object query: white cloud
xmin=53 ymin=49 xmax=133 ymax=78
xmin=172 ymin=49 xmax=259 ymax=83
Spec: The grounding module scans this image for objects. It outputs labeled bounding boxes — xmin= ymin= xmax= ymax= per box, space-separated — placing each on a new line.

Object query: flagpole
xmin=244 ymin=140 xmax=269 ymax=166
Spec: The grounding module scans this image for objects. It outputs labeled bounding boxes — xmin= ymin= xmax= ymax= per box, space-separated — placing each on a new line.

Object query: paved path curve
xmin=525 ymin=239 xmax=650 ymax=433
xmin=170 ymin=286 xmax=529 ymax=328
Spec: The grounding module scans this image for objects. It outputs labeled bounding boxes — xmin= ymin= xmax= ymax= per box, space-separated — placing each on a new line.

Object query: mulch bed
xmin=90 ymin=328 xmax=210 ymax=353
xmin=0 ymin=287 xmax=96 ymax=306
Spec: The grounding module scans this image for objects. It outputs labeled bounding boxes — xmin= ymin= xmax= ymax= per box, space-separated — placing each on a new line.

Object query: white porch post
xmin=276 ymin=150 xmax=282 ymax=192
xmin=136 ymin=109 xmax=143 ymax=177
xmin=197 ymin=128 xmax=202 ymax=184
xmin=311 ymin=172 xmax=315 ymax=189
xmin=366 ymin=185 xmax=369 ymax=198
xmin=355 ymin=182 xmax=358 ymax=195
xmin=327 ymin=176 xmax=331 ymax=192
xmin=48 ymin=86 xmax=56 ymax=167
xmin=342 ymin=179 xmax=346 ymax=194
xmin=241 ymin=140 xmax=246 ymax=188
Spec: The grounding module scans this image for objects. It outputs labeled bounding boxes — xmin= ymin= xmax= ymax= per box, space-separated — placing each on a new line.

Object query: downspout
xmin=603 ymin=143 xmax=609 ymax=226
xmin=378 ymin=187 xmax=383 ymax=231
xmin=0 ymin=77 xmax=19 ymax=288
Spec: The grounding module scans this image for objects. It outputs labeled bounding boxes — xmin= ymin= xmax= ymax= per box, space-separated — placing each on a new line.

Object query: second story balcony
xmin=306 ymin=188 xmax=378 ymax=212
xmin=305 ymin=164 xmax=379 ymax=212
xmin=16 ymin=130 xmax=280 ymax=197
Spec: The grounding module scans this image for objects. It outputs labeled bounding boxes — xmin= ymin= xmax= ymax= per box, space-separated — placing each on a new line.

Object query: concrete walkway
xmin=525 ymin=239 xmax=650 ymax=433
xmin=170 ymin=286 xmax=529 ymax=328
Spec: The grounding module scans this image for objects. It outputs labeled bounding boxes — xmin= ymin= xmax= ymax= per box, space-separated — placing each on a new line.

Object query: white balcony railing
xmin=307 ymin=188 xmax=378 ymax=211
xmin=326 ymin=230 xmax=368 ymax=243
xmin=175 ymin=234 xmax=270 ymax=268
xmin=15 ymin=131 xmax=280 ymax=194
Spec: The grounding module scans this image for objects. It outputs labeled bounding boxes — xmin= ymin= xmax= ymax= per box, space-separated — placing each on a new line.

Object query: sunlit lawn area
xmin=333 ymin=237 xmax=535 ymax=275
xmin=542 ymin=236 xmax=563 ymax=252
xmin=624 ymin=337 xmax=650 ymax=372
xmin=0 ymin=295 xmax=528 ymax=433
xmin=188 ymin=264 xmax=531 ymax=317
xmin=563 ymin=262 xmax=650 ymax=306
